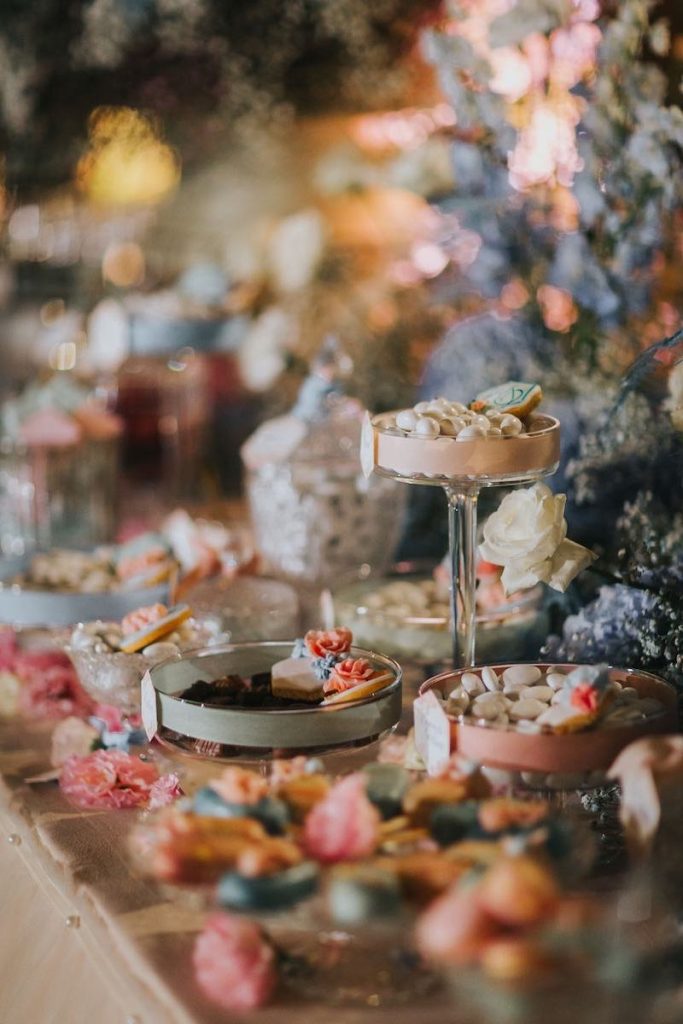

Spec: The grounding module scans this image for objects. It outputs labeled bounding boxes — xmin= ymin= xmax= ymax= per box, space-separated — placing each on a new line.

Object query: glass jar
xmin=242 ymin=340 xmax=405 ymax=602
xmin=113 ymin=349 xmax=209 ymax=511
xmin=0 ymin=377 xmax=122 ymax=550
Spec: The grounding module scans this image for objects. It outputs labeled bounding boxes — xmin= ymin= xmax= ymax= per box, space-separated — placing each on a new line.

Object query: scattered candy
xmin=192 ymin=913 xmax=277 ymax=1011
xmin=303 ymin=773 xmax=380 ymax=864
xmin=439 ymin=663 xmax=663 ymax=735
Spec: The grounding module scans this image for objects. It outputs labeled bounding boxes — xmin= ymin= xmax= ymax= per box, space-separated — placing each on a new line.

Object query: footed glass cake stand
xmin=362 ymin=412 xmax=560 ymax=667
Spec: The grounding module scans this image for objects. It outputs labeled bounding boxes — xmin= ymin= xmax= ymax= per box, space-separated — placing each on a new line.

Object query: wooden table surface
xmin=0 ymin=670 xmax=463 ymax=1024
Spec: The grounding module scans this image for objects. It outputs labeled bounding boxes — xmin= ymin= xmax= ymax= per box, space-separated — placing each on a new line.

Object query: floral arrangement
xmin=422 ymin=0 xmax=683 ymax=370
xmin=547 ymin=330 xmax=683 ymax=693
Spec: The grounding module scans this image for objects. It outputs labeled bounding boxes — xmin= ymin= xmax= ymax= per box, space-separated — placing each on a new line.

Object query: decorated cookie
xmin=326 ymin=865 xmax=402 ymax=925
xmin=118 ymin=604 xmax=192 ymax=653
xmin=472 ymin=381 xmax=542 ymax=419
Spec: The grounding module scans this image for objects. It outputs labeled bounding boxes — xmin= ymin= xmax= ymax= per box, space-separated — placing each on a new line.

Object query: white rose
xmin=480 ymin=483 xmax=593 ymax=594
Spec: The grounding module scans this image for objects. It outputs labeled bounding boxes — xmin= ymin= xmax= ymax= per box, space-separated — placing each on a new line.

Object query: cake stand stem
xmin=445 ymin=484 xmax=479 ymax=668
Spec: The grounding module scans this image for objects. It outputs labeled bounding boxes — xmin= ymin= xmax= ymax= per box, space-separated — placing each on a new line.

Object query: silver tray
xmin=142 ymin=641 xmax=402 ymax=755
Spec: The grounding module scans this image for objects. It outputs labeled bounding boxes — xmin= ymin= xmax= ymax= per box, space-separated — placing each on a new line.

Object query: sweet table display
xmin=141 ymin=627 xmax=402 ymax=762
xmin=362 ymin=382 xmax=562 ymax=667
xmin=416 ymin=662 xmax=678 ymax=791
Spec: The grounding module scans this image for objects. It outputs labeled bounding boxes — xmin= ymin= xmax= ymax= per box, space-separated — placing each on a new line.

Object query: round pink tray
xmin=368 ymin=413 xmax=560 ymax=484
xmin=419 ymin=663 xmax=679 ymax=774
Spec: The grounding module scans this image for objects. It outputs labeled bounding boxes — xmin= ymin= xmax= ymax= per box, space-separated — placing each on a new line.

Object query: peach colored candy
xmin=210 ymin=767 xmax=269 ymax=806
xmin=193 ymin=913 xmax=277 ymax=1011
xmin=415 ymin=883 xmax=498 ymax=966
xmin=477 ymin=856 xmax=559 ymax=928
xmin=303 ymin=773 xmax=380 ymax=864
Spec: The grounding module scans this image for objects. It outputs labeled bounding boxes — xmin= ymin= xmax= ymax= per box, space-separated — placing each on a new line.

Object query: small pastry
xmin=192 ymin=787 xmax=290 ymax=836
xmin=471 ymin=381 xmax=542 ymax=419
xmin=403 ymin=778 xmax=469 ymax=826
xmin=270 ymin=657 xmax=324 ymax=702
xmin=430 ymin=801 xmax=479 ymax=846
xmin=374 ymin=852 xmax=470 ymax=904
xmin=218 ymin=861 xmax=320 ymax=912
xmin=477 ymin=855 xmax=559 ymax=928
xmin=362 ymin=763 xmax=411 ymax=820
xmin=276 ymin=774 xmax=330 ymax=822
xmin=119 ymin=604 xmax=192 ymax=653
xmin=326 ymin=865 xmax=402 ymax=925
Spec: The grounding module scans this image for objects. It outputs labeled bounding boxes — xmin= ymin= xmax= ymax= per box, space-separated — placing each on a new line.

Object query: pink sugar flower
xmin=121 ymin=603 xmax=168 ymax=636
xmin=303 ymin=773 xmax=380 ymax=864
xmin=149 ymin=773 xmax=184 ymax=809
xmin=19 ymin=664 xmax=94 ymax=721
xmin=324 ymin=657 xmax=376 ymax=696
xmin=193 ymin=913 xmax=277 ymax=1011
xmin=210 ymin=766 xmax=268 ymax=805
xmin=304 ymin=627 xmax=352 ymax=659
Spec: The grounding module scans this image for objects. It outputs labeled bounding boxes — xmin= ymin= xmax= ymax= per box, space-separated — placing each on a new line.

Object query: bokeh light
xmin=76 ymin=107 xmax=180 ymax=206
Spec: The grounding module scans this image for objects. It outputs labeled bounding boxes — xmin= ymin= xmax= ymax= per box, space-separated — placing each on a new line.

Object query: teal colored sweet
xmin=192 ymin=787 xmax=290 ymax=836
xmin=430 ymin=801 xmax=480 ymax=846
xmin=217 ymin=861 xmax=320 ymax=912
xmin=327 ymin=866 xmax=402 ymax=926
xmin=361 ymin=763 xmax=410 ymax=820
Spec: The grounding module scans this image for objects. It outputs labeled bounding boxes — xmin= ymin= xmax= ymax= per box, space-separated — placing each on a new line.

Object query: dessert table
xmin=0 ymin=676 xmax=458 ymax=1024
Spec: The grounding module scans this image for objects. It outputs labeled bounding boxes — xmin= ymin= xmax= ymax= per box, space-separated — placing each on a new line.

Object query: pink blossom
xmin=193 ymin=913 xmax=277 ymax=1011
xmin=550 ymin=22 xmax=601 ymax=89
xmin=489 ymin=47 xmax=532 ymax=102
xmin=19 ymin=664 xmax=94 ymax=721
xmin=210 ymin=767 xmax=268 ymax=806
xmin=51 ymin=716 xmax=99 ymax=767
xmin=148 ymin=773 xmax=183 ymax=809
xmin=59 ymin=749 xmax=161 ymax=809
xmin=522 ymin=33 xmax=550 ymax=87
xmin=303 ymin=773 xmax=380 ymax=864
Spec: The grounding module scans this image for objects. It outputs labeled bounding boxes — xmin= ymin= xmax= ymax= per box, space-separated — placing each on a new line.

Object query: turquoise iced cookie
xmin=362 ymin=763 xmax=411 ymax=820
xmin=327 ymin=866 xmax=402 ymax=926
xmin=218 ymin=861 xmax=320 ymax=912
xmin=192 ymin=787 xmax=290 ymax=835
xmin=115 ymin=531 xmax=171 ymax=564
xmin=430 ymin=801 xmax=479 ymax=846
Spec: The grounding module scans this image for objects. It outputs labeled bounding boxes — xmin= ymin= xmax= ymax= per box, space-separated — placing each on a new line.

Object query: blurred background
xmin=0 ymin=0 xmax=681 ymax=571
